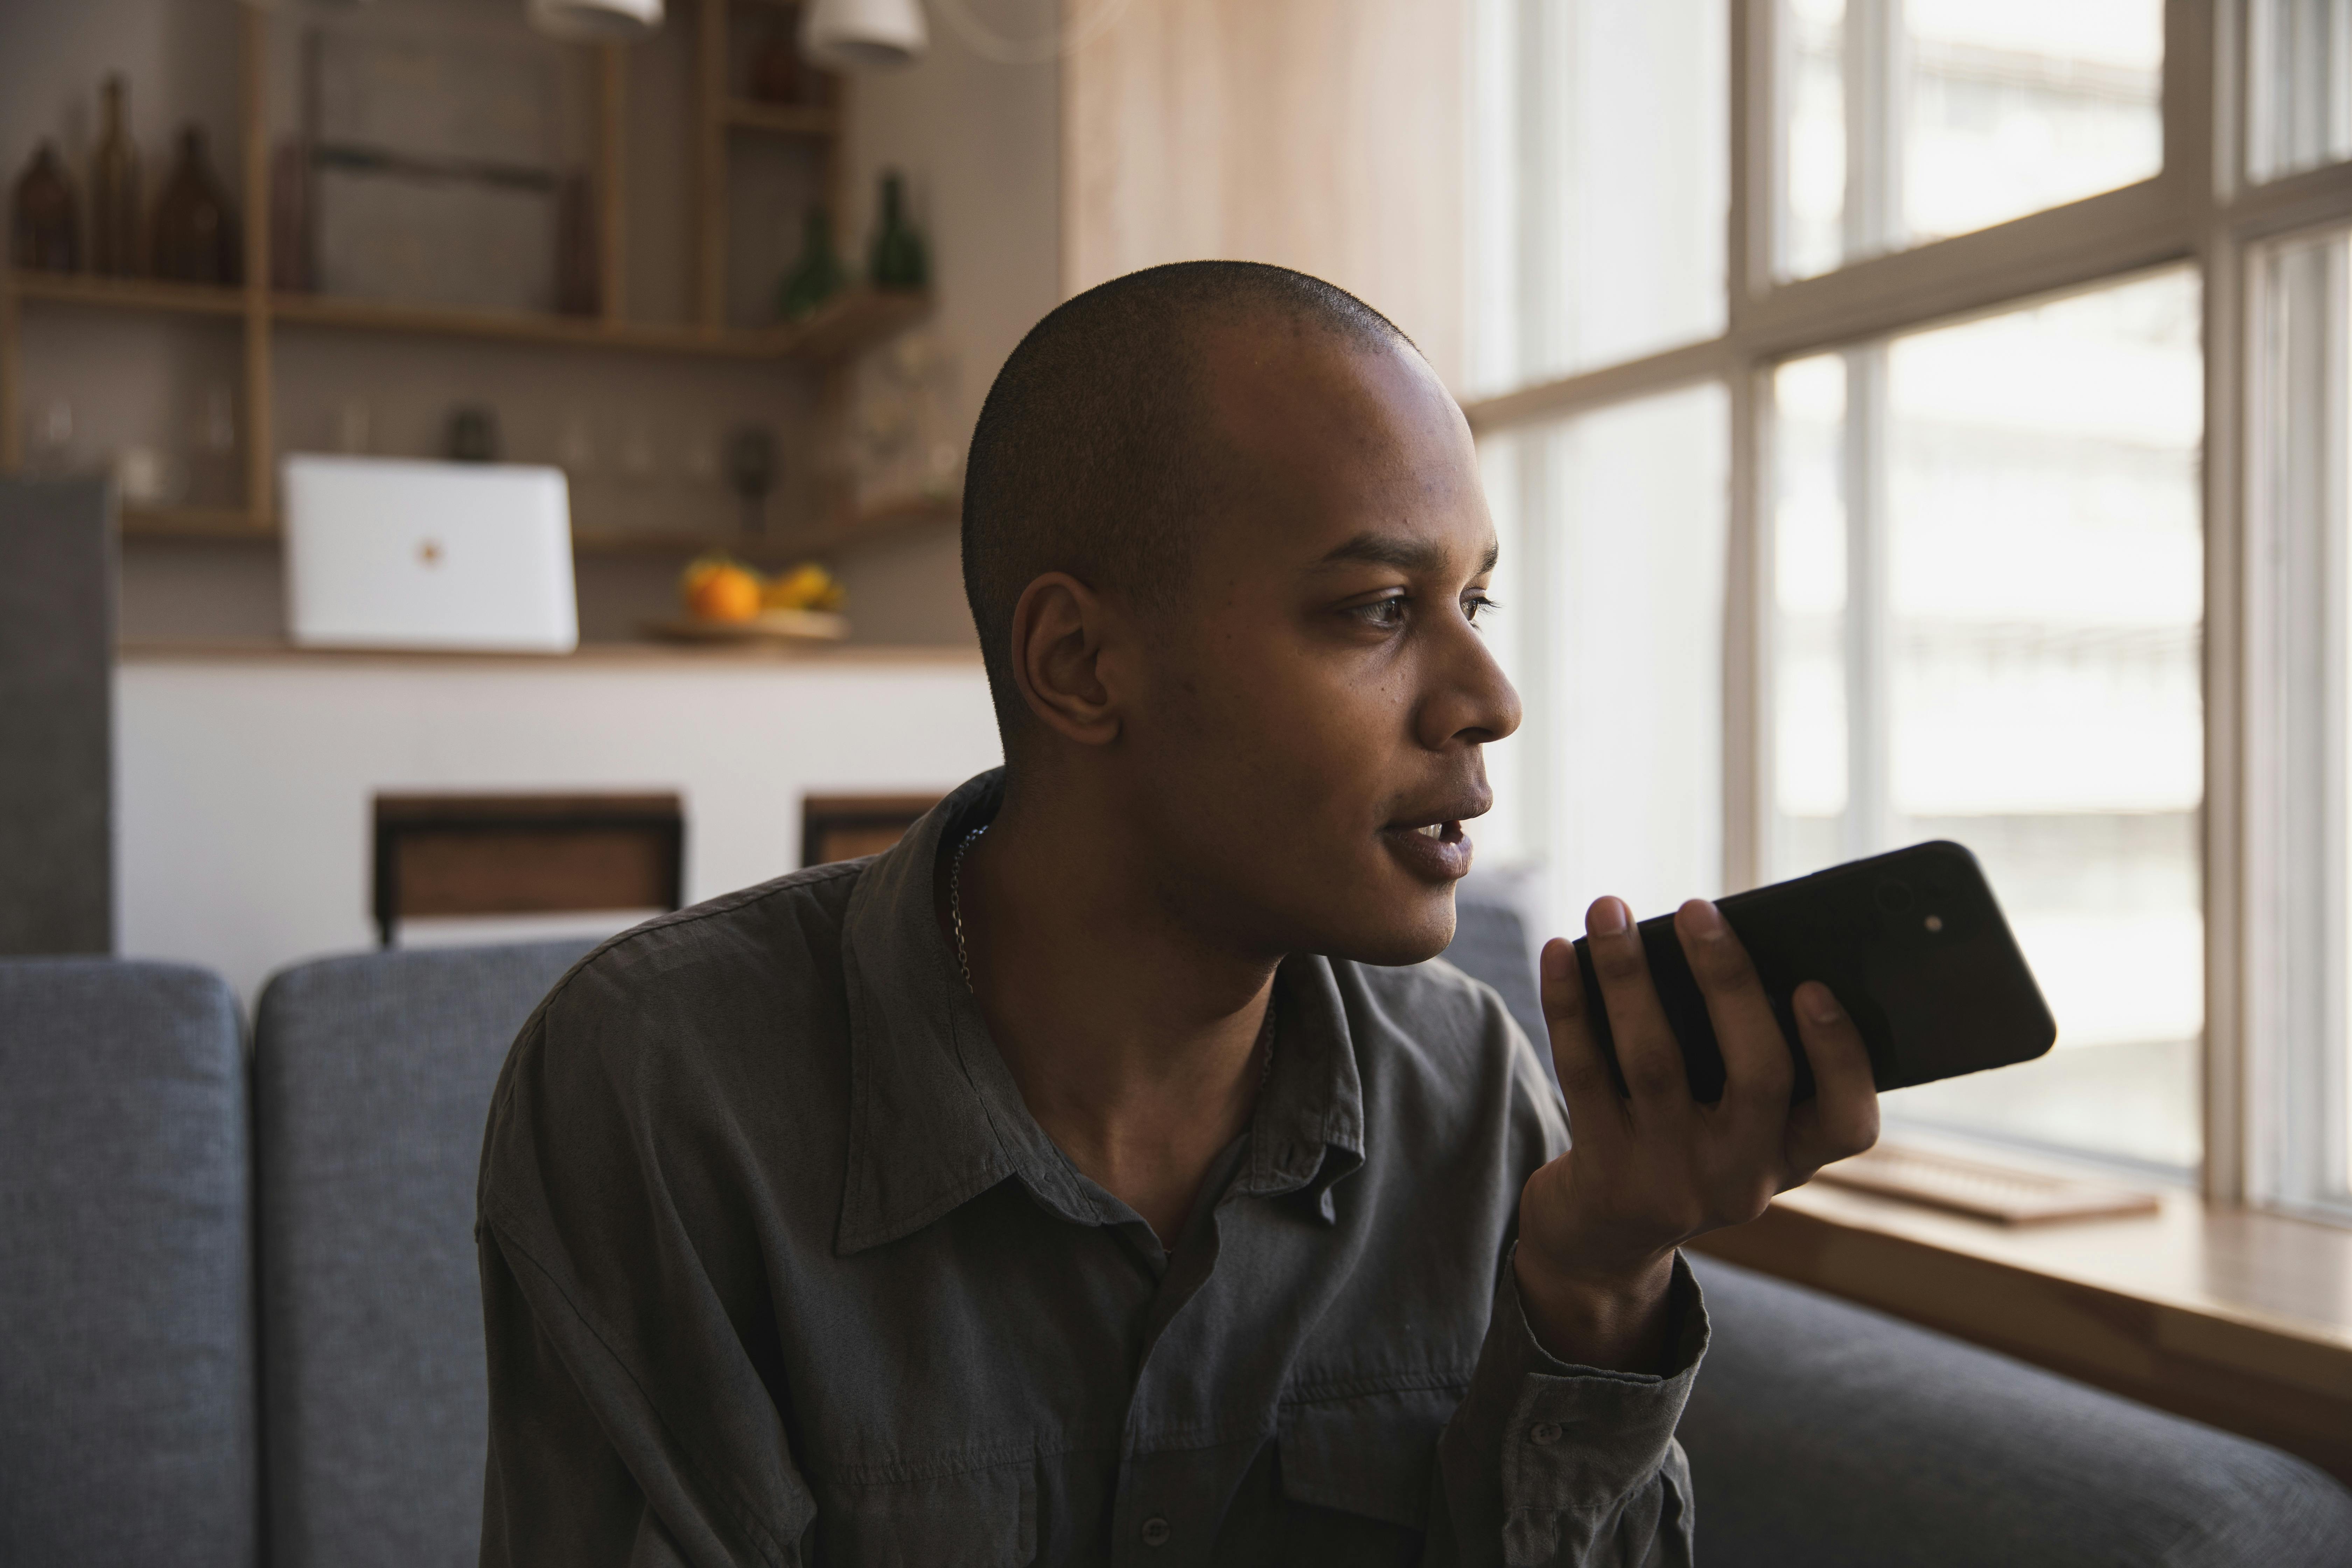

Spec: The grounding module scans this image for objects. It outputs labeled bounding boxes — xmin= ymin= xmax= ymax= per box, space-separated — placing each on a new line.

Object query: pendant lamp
xmin=527 ymin=0 xmax=664 ymax=41
xmin=800 ymin=0 xmax=929 ymax=70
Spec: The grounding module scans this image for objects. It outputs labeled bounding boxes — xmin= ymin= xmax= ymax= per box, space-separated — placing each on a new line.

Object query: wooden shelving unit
xmin=0 ymin=0 xmax=933 ymax=557
xmin=6 ymin=269 xmax=925 ymax=362
xmin=722 ymin=99 xmax=841 ymax=138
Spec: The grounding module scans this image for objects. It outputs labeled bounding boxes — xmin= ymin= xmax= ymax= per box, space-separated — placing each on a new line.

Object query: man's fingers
xmin=1672 ymin=899 xmax=1794 ymax=1128
xmin=1582 ymin=897 xmax=1689 ymax=1110
xmin=1783 ymin=980 xmax=1881 ymax=1176
xmin=1539 ymin=936 xmax=1622 ymax=1140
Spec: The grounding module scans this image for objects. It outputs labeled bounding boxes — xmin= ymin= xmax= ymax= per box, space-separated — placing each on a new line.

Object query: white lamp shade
xmin=527 ymin=0 xmax=663 ymax=41
xmin=801 ymin=0 xmax=928 ymax=70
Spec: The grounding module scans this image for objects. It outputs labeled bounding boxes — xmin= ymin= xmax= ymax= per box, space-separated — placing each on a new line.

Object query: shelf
xmin=8 ymin=270 xmax=247 ymax=318
xmin=8 ymin=270 xmax=930 ymax=365
xmin=121 ymin=505 xmax=273 ymax=541
xmin=723 ymin=99 xmax=840 ymax=137
xmin=120 ymin=495 xmax=959 ymax=559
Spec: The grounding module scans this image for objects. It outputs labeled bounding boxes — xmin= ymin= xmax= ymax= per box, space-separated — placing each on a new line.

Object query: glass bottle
xmin=91 ymin=76 xmax=142 ymax=277
xmin=151 ymin=126 xmax=241 ymax=286
xmin=778 ymin=206 xmax=849 ymax=319
xmin=10 ymin=142 xmax=80 ymax=273
xmin=867 ymin=171 xmax=927 ymax=292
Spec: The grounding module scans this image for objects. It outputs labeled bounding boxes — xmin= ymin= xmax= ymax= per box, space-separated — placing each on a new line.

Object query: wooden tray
xmin=1813 ymin=1143 xmax=2162 ymax=1226
xmin=639 ymin=609 xmax=850 ymax=643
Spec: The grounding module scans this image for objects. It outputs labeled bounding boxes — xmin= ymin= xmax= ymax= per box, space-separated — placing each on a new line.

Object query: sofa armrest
xmin=1679 ymin=1256 xmax=2352 ymax=1567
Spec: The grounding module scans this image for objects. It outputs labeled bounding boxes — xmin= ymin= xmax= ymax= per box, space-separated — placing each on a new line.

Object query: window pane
xmin=1770 ymin=269 xmax=2204 ymax=1170
xmin=2251 ymin=0 xmax=2352 ymax=182
xmin=1466 ymin=0 xmax=1728 ymax=395
xmin=1487 ymin=386 xmax=1728 ymax=935
xmin=1778 ymin=0 xmax=2164 ymax=280
xmin=2259 ymin=227 xmax=2352 ymax=1213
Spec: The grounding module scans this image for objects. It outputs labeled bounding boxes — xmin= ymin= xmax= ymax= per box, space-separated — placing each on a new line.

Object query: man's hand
xmin=1512 ymin=894 xmax=1881 ymax=1372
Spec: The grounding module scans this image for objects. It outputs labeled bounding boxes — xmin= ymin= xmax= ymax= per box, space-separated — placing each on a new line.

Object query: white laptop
xmin=284 ymin=454 xmax=579 ymax=652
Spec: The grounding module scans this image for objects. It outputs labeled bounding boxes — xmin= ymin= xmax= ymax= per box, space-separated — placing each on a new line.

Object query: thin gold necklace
xmin=950 ymin=821 xmax=1275 ymax=1083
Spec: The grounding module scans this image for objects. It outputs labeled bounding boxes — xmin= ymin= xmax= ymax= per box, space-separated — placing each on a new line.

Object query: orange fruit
xmin=685 ymin=562 xmax=763 ymax=622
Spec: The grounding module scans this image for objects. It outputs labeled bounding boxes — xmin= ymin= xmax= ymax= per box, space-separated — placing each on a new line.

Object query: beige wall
xmin=1063 ymin=0 xmax=1468 ymax=391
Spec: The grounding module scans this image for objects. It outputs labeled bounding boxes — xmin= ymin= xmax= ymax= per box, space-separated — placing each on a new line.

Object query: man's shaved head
xmin=961 ymin=260 xmax=1415 ymax=742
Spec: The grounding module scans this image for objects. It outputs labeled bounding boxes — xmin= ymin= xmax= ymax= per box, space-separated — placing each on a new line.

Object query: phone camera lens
xmin=1875 ymin=878 xmax=1914 ymax=915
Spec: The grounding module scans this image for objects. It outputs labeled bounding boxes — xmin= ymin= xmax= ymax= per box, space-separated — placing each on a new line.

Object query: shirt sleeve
xmin=1426 ymin=1247 xmax=1707 ymax=1568
xmin=476 ymin=997 xmax=819 ymax=1568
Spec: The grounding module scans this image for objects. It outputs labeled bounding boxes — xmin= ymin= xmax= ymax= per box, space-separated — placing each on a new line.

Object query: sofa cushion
xmin=1681 ymin=1254 xmax=2352 ymax=1566
xmin=0 ymin=958 xmax=255 ymax=1567
xmin=1443 ymin=894 xmax=1548 ymax=1056
xmin=255 ymin=939 xmax=593 ymax=1568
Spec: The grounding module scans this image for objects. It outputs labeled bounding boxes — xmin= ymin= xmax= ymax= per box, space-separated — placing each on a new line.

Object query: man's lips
xmin=1379 ymin=806 xmax=1480 ymax=881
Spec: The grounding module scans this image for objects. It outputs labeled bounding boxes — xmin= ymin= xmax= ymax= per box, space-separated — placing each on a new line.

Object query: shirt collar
xmin=834 ymin=767 xmax=1367 ymax=1255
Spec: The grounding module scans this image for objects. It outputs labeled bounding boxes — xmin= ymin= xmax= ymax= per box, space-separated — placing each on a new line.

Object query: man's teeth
xmin=1416 ymin=823 xmax=1446 ymax=840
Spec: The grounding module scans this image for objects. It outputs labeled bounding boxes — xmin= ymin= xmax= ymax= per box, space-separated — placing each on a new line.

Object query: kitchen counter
xmin=120 ymin=638 xmax=983 ymax=666
xmin=117 ymin=643 xmax=999 ymax=1001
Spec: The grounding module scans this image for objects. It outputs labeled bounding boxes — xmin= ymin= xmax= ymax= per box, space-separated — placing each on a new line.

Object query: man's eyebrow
xmin=1311 ymin=532 xmax=1500 ymax=576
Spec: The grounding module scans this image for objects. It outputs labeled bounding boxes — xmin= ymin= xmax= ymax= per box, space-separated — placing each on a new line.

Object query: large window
xmin=1779 ymin=0 xmax=2164 ymax=279
xmin=2255 ymin=222 xmax=2352 ymax=1217
xmin=1769 ymin=272 xmax=2204 ymax=1168
xmin=1467 ymin=0 xmax=2352 ymax=1209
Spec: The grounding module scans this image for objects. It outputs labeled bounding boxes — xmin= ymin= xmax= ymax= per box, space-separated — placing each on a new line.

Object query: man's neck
xmin=940 ymin=780 xmax=1276 ymax=1245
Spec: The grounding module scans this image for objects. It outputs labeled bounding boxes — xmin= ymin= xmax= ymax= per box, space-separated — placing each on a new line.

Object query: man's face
xmin=1114 ymin=324 xmax=1522 ymax=966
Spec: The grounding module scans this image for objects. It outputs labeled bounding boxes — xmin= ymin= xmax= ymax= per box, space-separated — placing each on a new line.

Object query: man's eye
xmin=1350 ymin=596 xmax=1408 ymax=629
xmin=1464 ymin=593 xmax=1500 ymax=625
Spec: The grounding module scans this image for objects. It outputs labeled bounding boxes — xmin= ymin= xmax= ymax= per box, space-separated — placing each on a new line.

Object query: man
xmin=476 ymin=262 xmax=1879 ymax=1567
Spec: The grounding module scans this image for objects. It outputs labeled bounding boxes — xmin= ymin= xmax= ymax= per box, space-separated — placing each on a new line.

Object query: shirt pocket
xmin=811 ymin=1459 xmax=1037 ymax=1568
xmin=1276 ymin=1384 xmax=1459 ymax=1533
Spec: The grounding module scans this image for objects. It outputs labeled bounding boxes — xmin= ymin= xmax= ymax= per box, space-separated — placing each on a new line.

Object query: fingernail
xmin=1685 ymin=899 xmax=1724 ymax=938
xmin=1804 ymin=984 xmax=1843 ymax=1024
xmin=1589 ymin=897 xmax=1628 ymax=936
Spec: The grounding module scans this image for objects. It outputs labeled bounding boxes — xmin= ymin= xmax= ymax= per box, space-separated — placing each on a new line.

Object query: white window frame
xmin=1460 ymin=0 xmax=2352 ymax=1210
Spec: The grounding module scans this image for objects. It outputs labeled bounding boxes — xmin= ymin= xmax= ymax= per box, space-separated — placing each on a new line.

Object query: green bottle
xmin=868 ymin=171 xmax=927 ymax=292
xmin=777 ymin=206 xmax=849 ymax=320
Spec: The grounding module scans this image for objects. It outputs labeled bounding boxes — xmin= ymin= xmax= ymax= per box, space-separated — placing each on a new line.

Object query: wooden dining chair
xmin=800 ymin=793 xmax=945 ymax=868
xmin=370 ymin=792 xmax=685 ymax=947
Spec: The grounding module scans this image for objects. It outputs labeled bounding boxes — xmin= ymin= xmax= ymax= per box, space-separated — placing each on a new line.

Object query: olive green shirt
xmin=476 ymin=770 xmax=1706 ymax=1567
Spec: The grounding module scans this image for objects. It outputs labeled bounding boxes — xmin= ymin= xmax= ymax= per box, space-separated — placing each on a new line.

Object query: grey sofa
xmin=5 ymin=906 xmax=2350 ymax=1567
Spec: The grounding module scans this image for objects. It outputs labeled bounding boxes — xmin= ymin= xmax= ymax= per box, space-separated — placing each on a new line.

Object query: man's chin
xmin=1309 ymin=886 xmax=1460 ymax=968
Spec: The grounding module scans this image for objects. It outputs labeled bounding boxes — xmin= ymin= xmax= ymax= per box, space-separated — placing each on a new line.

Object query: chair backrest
xmin=253 ymin=939 xmax=593 ymax=1568
xmin=802 ymin=791 xmax=945 ymax=866
xmin=0 ymin=958 xmax=255 ymax=1567
xmin=371 ymin=792 xmax=683 ymax=947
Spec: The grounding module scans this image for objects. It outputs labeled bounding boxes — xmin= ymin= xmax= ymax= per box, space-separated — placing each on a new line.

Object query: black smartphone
xmin=1568 ymin=841 xmax=2055 ymax=1102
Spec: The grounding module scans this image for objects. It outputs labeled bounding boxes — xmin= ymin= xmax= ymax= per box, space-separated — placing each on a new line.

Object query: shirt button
xmin=1141 ymin=1516 xmax=1172 ymax=1547
xmin=1529 ymin=1421 xmax=1563 ymax=1446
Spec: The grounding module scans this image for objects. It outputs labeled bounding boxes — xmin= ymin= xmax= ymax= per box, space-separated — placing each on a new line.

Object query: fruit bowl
xmin=640 ymin=608 xmax=850 ymax=643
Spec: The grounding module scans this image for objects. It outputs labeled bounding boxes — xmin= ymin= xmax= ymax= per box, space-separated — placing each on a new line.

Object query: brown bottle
xmin=10 ymin=141 xmax=80 ymax=273
xmin=91 ymin=75 xmax=142 ymax=276
xmin=152 ymin=125 xmax=240 ymax=286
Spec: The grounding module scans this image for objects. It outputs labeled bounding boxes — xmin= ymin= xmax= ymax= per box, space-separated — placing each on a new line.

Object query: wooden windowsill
xmin=1693 ymin=1135 xmax=2352 ymax=1482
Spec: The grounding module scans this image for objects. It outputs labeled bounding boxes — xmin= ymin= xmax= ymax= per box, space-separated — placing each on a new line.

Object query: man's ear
xmin=1008 ymin=572 xmax=1125 ymax=747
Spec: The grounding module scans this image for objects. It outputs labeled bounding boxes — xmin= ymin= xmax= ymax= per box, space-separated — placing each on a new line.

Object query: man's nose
xmin=1421 ymin=614 xmax=1523 ymax=749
